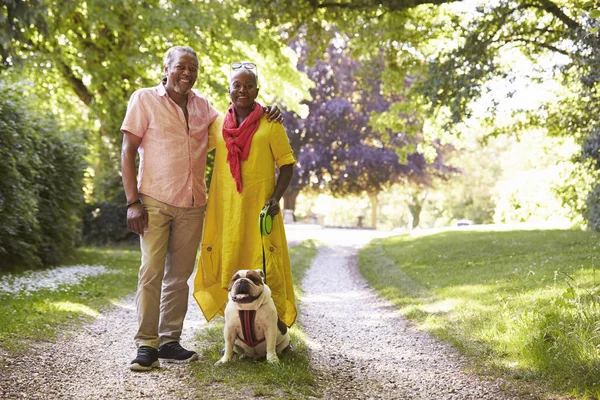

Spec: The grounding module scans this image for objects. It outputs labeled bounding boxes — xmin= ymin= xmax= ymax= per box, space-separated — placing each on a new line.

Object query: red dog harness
xmin=237 ymin=310 xmax=265 ymax=347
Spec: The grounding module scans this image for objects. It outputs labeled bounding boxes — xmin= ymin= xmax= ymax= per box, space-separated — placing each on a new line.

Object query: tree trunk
xmin=368 ymin=192 xmax=378 ymax=229
xmin=407 ymin=189 xmax=427 ymax=230
xmin=283 ymin=188 xmax=300 ymax=221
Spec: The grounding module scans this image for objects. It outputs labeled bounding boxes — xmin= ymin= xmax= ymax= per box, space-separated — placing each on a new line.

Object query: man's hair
xmin=163 ymin=46 xmax=197 ymax=69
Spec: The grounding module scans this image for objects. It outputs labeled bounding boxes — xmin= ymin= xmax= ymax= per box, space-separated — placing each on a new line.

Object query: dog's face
xmin=228 ymin=269 xmax=265 ymax=304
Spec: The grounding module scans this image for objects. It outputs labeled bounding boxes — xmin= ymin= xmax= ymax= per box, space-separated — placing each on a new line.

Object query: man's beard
xmin=174 ymin=83 xmax=191 ymax=95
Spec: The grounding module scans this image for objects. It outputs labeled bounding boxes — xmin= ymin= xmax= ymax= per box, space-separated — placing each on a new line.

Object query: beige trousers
xmin=134 ymin=195 xmax=204 ymax=349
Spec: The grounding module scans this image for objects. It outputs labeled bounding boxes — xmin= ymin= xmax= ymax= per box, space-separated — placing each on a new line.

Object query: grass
xmin=0 ymin=246 xmax=141 ymax=353
xmin=188 ymin=239 xmax=320 ymax=399
xmin=0 ymin=240 xmax=321 ymax=398
xmin=359 ymin=228 xmax=600 ymax=399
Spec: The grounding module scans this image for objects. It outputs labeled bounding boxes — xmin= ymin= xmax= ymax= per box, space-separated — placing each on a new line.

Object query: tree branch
xmin=537 ymin=0 xmax=580 ymax=30
xmin=507 ymin=37 xmax=571 ymax=56
xmin=311 ymin=0 xmax=458 ymax=11
xmin=54 ymin=57 xmax=94 ymax=106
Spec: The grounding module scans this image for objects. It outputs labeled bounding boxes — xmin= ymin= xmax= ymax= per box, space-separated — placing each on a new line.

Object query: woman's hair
xmin=162 ymin=46 xmax=197 ymax=83
xmin=230 ymin=68 xmax=258 ymax=85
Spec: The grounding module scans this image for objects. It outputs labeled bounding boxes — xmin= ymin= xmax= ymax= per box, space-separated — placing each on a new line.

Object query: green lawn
xmin=0 ymin=247 xmax=141 ymax=353
xmin=0 ymin=240 xmax=321 ymax=399
xmin=359 ymin=228 xmax=600 ymax=399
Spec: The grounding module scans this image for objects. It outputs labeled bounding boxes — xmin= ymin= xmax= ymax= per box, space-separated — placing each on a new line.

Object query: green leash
xmin=259 ymin=205 xmax=273 ymax=282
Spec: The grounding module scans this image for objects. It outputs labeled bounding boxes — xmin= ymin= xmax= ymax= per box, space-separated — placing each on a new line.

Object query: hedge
xmin=0 ymin=83 xmax=85 ymax=270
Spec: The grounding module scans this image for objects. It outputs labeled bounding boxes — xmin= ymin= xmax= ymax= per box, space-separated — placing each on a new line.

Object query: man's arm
xmin=121 ymin=132 xmax=148 ymax=235
xmin=265 ymin=163 xmax=294 ymax=216
xmin=263 ymin=105 xmax=283 ymax=123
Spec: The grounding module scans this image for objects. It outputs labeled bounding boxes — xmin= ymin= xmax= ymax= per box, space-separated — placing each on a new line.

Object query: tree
xmin=282 ymin=36 xmax=457 ymax=227
xmin=245 ymin=0 xmax=600 ymax=228
xmin=2 ymin=0 xmax=308 ymax=202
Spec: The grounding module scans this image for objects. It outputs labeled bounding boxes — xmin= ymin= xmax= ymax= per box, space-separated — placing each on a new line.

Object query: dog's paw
xmin=266 ymin=355 xmax=280 ymax=364
xmin=215 ymin=357 xmax=229 ymax=366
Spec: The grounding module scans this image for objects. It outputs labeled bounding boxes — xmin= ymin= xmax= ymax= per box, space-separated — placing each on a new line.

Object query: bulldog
xmin=216 ymin=269 xmax=291 ymax=364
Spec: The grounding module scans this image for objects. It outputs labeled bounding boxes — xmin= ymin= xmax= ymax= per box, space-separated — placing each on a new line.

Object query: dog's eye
xmin=249 ymin=275 xmax=263 ymax=285
xmin=231 ymin=274 xmax=240 ymax=282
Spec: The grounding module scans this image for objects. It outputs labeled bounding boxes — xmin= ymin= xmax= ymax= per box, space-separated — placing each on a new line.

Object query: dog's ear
xmin=256 ymin=269 xmax=266 ymax=281
xmin=228 ymin=271 xmax=240 ymax=292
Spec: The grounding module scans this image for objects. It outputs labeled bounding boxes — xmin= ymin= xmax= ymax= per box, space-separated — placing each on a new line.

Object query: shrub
xmin=35 ymin=132 xmax=85 ymax=264
xmin=0 ymin=82 xmax=85 ymax=270
xmin=81 ymin=202 xmax=138 ymax=246
xmin=583 ymin=183 xmax=600 ymax=232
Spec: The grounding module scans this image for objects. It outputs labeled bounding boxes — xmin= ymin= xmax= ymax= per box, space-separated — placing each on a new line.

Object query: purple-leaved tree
xmin=283 ymin=36 xmax=457 ymax=228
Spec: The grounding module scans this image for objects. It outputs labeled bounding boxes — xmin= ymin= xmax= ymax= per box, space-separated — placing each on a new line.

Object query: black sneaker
xmin=158 ymin=341 xmax=198 ymax=363
xmin=130 ymin=346 xmax=159 ymax=371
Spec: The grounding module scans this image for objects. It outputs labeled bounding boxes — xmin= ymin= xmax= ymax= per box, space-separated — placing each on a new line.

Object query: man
xmin=121 ymin=46 xmax=281 ymax=371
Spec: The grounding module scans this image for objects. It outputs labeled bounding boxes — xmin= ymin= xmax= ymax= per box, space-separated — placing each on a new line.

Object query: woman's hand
xmin=264 ymin=197 xmax=281 ymax=216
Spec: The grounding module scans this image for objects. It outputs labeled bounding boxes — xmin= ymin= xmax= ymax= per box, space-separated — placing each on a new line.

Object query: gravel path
xmin=300 ymin=242 xmax=539 ymax=400
xmin=0 ymin=226 xmax=544 ymax=399
xmin=0 ymin=292 xmax=206 ymax=399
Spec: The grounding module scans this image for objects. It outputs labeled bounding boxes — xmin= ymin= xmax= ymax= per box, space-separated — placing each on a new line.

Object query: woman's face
xmin=229 ymin=70 xmax=259 ymax=110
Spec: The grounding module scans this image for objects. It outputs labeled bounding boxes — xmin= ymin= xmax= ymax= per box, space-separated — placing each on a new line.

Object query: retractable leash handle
xmin=259 ymin=205 xmax=273 ymax=236
xmin=259 ymin=205 xmax=273 ymax=282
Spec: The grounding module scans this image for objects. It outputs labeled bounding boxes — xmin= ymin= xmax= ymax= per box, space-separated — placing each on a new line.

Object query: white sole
xmin=158 ymin=353 xmax=199 ymax=364
xmin=130 ymin=360 xmax=160 ymax=371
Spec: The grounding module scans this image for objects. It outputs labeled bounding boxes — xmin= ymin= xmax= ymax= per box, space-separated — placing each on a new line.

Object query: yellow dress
xmin=193 ymin=115 xmax=297 ymax=327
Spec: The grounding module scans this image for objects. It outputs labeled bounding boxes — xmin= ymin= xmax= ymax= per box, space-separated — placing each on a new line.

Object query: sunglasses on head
xmin=230 ymin=62 xmax=256 ymax=70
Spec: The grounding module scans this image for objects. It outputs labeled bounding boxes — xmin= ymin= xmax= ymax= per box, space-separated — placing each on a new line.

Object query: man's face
xmin=165 ymin=50 xmax=198 ymax=95
xmin=229 ymin=70 xmax=259 ymax=109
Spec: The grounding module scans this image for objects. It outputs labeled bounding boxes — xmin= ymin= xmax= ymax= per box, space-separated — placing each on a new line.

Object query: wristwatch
xmin=126 ymin=199 xmax=143 ymax=208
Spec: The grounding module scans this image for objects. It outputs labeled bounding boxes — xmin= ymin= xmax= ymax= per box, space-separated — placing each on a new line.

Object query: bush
xmin=584 ymin=183 xmax=600 ymax=231
xmin=0 ymin=82 xmax=85 ymax=270
xmin=81 ymin=202 xmax=138 ymax=246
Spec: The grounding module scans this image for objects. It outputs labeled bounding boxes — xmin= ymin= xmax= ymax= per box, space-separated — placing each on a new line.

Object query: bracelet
xmin=126 ymin=199 xmax=142 ymax=208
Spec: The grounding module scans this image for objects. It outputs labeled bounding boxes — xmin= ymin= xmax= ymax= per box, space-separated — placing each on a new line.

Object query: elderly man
xmin=121 ymin=46 xmax=281 ymax=371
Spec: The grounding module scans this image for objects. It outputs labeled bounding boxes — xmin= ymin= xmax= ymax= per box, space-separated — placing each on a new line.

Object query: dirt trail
xmin=0 ymin=292 xmax=206 ymax=399
xmin=0 ymin=226 xmax=541 ymax=399
xmin=299 ymin=241 xmax=539 ymax=400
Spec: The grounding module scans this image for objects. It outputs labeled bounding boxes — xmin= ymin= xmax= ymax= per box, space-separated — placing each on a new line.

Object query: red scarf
xmin=223 ymin=102 xmax=264 ymax=193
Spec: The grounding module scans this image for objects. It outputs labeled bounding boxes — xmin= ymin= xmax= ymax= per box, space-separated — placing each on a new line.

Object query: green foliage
xmin=0 ymin=80 xmax=85 ymax=270
xmin=245 ymin=1 xmax=600 ymax=230
xmin=580 ymin=128 xmax=600 ymax=231
xmin=360 ymin=228 xmax=600 ymax=398
xmin=81 ymin=202 xmax=137 ymax=246
xmin=35 ymin=128 xmax=85 ymax=265
xmin=2 ymin=0 xmax=311 ymax=204
xmin=584 ymin=183 xmax=600 ymax=231
xmin=0 ymin=92 xmax=41 ymax=268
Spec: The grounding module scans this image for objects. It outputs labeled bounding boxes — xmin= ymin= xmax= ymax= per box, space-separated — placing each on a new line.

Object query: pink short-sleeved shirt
xmin=121 ymin=83 xmax=219 ymax=208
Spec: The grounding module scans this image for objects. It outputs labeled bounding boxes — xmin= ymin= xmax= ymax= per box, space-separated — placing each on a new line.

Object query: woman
xmin=193 ymin=62 xmax=297 ymax=328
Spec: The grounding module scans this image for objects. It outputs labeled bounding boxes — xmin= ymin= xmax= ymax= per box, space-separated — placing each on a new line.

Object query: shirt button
xmin=269 ymin=246 xmax=274 ymax=252
xmin=207 ymin=247 xmax=212 ymax=251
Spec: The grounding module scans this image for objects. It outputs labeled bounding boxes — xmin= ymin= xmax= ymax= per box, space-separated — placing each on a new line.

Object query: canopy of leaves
xmin=242 ymin=1 xmax=595 ymax=134
xmin=283 ymin=37 xmax=457 ymax=203
xmin=1 ymin=0 xmax=311 ymax=202
xmin=244 ymin=0 xmax=600 ymax=229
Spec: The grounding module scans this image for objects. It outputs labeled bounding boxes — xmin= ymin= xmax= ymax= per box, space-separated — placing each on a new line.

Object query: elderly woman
xmin=193 ymin=62 xmax=297 ymax=328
